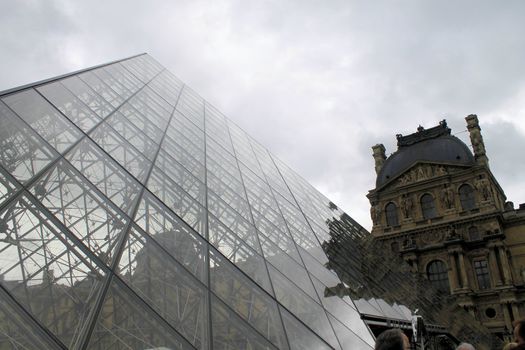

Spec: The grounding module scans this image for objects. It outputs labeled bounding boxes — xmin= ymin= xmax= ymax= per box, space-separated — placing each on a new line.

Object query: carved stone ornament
xmin=475 ymin=177 xmax=493 ymax=202
xmin=370 ymin=203 xmax=381 ymax=225
xmin=440 ymin=185 xmax=455 ymax=209
xmin=401 ymin=195 xmax=414 ymax=219
xmin=422 ymin=229 xmax=445 ymax=244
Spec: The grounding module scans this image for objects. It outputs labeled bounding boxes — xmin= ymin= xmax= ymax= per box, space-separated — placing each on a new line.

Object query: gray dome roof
xmin=377 ymin=135 xmax=475 ymax=187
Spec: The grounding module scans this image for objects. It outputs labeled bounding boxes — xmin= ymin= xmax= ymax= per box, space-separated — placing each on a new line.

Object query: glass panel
xmin=208 ymin=229 xmax=270 ymax=293
xmin=90 ymin=121 xmax=152 ymax=183
xmin=127 ymin=96 xmax=170 ymax=133
xmin=118 ymin=101 xmax=165 ymax=142
xmin=210 ymin=249 xmax=286 ymax=348
xmin=37 ymin=81 xmax=103 ymax=133
xmin=134 ymin=191 xmax=207 ymax=282
xmin=3 ymin=89 xmax=83 ymax=153
xmin=105 ymin=110 xmax=159 ymax=160
xmin=328 ymin=314 xmax=373 ymax=349
xmin=0 ymin=287 xmax=62 ymax=349
xmin=311 ymin=276 xmax=373 ymax=344
xmin=268 ymin=266 xmax=339 ymax=349
xmin=0 ymin=193 xmax=107 ymax=348
xmin=211 ymin=295 xmax=277 ymax=350
xmin=102 ymin=63 xmax=143 ymax=95
xmin=86 ymin=278 xmax=193 ymax=350
xmin=66 ymin=138 xmax=142 ymax=215
xmin=117 ymin=225 xmax=209 ymax=349
xmin=280 ymin=306 xmax=332 ymax=350
xmin=78 ymin=70 xmax=125 ymax=108
xmin=0 ymin=101 xmax=58 ymax=183
xmin=30 ymin=159 xmax=129 ymax=266
xmin=158 ymin=136 xmax=204 ymax=182
xmin=0 ymin=167 xmax=19 ymax=204
xmin=208 ymin=193 xmax=259 ymax=249
xmin=92 ymin=66 xmax=134 ymax=100
xmin=61 ymin=76 xmax=113 ymax=118
xmin=148 ymin=71 xmax=183 ymax=106
xmin=150 ymin=163 xmax=205 ymax=206
xmin=146 ymin=168 xmax=206 ymax=235
xmin=265 ymin=240 xmax=317 ymax=299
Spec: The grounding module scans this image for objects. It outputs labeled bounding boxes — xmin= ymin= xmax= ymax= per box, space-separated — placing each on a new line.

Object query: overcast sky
xmin=1 ymin=0 xmax=524 ymax=230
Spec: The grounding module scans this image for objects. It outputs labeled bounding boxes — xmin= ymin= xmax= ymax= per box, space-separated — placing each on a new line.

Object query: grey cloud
xmin=1 ymin=0 xmax=524 ymax=229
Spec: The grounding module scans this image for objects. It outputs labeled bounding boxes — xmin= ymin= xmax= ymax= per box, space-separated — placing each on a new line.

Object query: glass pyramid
xmin=0 ymin=54 xmax=498 ymax=349
xmin=0 ymin=54 xmax=377 ymax=349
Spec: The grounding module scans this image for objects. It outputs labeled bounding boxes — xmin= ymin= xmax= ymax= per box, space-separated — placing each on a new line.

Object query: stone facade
xmin=368 ymin=116 xmax=525 ymax=341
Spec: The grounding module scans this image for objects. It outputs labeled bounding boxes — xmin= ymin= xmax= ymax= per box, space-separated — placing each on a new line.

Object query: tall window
xmin=427 ymin=260 xmax=449 ymax=292
xmin=421 ymin=194 xmax=437 ymax=219
xmin=474 ymin=260 xmax=491 ymax=290
xmin=459 ymin=184 xmax=476 ymax=211
xmin=385 ymin=202 xmax=399 ymax=226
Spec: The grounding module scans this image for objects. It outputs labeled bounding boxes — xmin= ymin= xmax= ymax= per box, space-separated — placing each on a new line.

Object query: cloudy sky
xmin=1 ymin=0 xmax=524 ymax=229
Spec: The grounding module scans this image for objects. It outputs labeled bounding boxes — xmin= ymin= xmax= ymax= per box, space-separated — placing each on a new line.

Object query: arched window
xmin=385 ymin=202 xmax=399 ymax=226
xmin=459 ymin=184 xmax=476 ymax=211
xmin=427 ymin=260 xmax=449 ymax=292
xmin=421 ymin=193 xmax=437 ymax=219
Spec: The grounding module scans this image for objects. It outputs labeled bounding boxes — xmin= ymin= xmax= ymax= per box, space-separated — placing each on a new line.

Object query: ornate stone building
xmin=368 ymin=116 xmax=525 ymax=340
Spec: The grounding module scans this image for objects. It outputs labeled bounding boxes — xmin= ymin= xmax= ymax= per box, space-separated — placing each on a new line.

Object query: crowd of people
xmin=373 ymin=318 xmax=525 ymax=350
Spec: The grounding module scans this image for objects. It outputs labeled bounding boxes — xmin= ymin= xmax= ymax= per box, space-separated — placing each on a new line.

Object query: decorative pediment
xmin=380 ymin=162 xmax=470 ymax=190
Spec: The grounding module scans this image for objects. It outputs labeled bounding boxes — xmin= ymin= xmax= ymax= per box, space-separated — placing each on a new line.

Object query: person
xmin=513 ymin=318 xmax=525 ymax=349
xmin=374 ymin=328 xmax=410 ymax=350
xmin=456 ymin=343 xmax=475 ymax=350
xmin=503 ymin=342 xmax=518 ymax=350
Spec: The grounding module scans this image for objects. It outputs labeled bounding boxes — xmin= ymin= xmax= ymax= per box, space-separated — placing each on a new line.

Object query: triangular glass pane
xmin=86 ymin=278 xmax=193 ymax=350
xmin=0 ymin=101 xmax=58 ymax=183
xmin=30 ymin=159 xmax=129 ymax=266
xmin=117 ymin=225 xmax=209 ymax=349
xmin=0 ymin=193 xmax=107 ymax=349
xmin=2 ymin=89 xmax=83 ymax=154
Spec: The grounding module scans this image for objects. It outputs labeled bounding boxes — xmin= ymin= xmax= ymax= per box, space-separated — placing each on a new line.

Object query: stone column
xmin=458 ymin=252 xmax=470 ymax=289
xmin=512 ymin=303 xmax=520 ymax=321
xmin=489 ymin=246 xmax=503 ymax=286
xmin=498 ymin=245 xmax=512 ymax=285
xmin=502 ymin=304 xmax=513 ymax=332
xmin=448 ymin=252 xmax=459 ymax=291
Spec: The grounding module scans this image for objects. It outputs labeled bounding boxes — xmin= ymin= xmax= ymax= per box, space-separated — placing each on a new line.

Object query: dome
xmin=376 ymin=127 xmax=475 ymax=187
